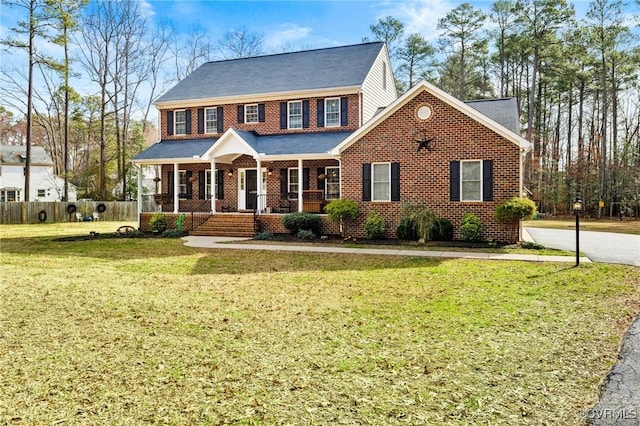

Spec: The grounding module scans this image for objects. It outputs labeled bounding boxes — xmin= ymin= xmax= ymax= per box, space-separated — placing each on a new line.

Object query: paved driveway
xmin=524 ymin=227 xmax=640 ymax=266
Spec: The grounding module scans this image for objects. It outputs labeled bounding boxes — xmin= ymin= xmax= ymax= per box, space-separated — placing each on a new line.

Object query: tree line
xmin=1 ymin=0 xmax=639 ymax=218
xmin=364 ymin=0 xmax=639 ymax=217
xmin=1 ymin=0 xmax=264 ymax=201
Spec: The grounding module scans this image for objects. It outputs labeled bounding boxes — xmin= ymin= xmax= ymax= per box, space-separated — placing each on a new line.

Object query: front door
xmin=246 ymin=169 xmax=257 ymax=210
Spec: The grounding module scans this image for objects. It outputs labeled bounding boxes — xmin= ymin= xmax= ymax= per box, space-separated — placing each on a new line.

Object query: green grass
xmin=525 ymin=217 xmax=640 ymax=235
xmin=1 ymin=223 xmax=639 ymax=425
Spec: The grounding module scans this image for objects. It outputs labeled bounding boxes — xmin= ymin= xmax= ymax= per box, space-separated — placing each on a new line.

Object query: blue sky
xmin=1 ymin=0 xmax=637 ymax=121
xmin=143 ymin=0 xmax=459 ymax=52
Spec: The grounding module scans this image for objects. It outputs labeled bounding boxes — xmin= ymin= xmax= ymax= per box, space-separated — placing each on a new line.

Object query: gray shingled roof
xmin=132 ymin=138 xmax=217 ymax=161
xmin=155 ymin=42 xmax=385 ymax=104
xmin=465 ymin=98 xmax=521 ymax=134
xmin=133 ymin=131 xmax=353 ymax=162
xmin=0 ymin=145 xmax=53 ymax=164
xmin=234 ymin=130 xmax=352 ymax=156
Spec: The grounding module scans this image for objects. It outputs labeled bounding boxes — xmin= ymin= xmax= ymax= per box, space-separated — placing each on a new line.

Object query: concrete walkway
xmin=182 ymin=233 xmax=591 ymax=263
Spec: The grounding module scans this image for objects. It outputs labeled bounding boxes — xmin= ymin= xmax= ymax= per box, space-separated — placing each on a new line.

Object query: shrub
xmin=396 ymin=217 xmax=418 ymax=240
xmin=325 ymin=199 xmax=359 ymax=236
xmin=150 ymin=213 xmax=167 ymax=233
xmin=460 ymin=213 xmax=483 ymax=241
xmin=495 ymin=197 xmax=537 ymax=243
xmin=431 ymin=217 xmax=454 ymax=241
xmin=282 ymin=212 xmax=320 ymax=234
xmin=401 ymin=203 xmax=438 ymax=242
xmin=495 ymin=197 xmax=537 ymax=222
xmin=174 ymin=214 xmax=186 ymax=233
xmin=296 ymin=229 xmax=316 ymax=240
xmin=364 ymin=211 xmax=385 ymax=239
xmin=255 ymin=231 xmax=273 ymax=240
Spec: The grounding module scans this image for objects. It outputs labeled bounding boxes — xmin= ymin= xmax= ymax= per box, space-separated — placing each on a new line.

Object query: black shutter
xmin=317 ymin=99 xmax=324 ymax=127
xmin=167 ymin=171 xmax=174 ymax=197
xmin=340 ymin=97 xmax=348 ymax=126
xmin=185 ymin=110 xmax=192 ymax=135
xmin=450 ymin=161 xmax=460 ymax=201
xmin=198 ymin=170 xmax=206 ymax=199
xmin=302 ymin=100 xmax=310 ymax=128
xmin=483 ymin=160 xmax=493 ymax=201
xmin=185 ymin=171 xmax=193 ymax=198
xmin=280 ymin=102 xmax=287 ymax=129
xmin=217 ymin=169 xmax=224 ymax=200
xmin=258 ymin=104 xmax=265 ymax=122
xmin=197 ymin=108 xmax=204 ymax=134
xmin=280 ymin=168 xmax=288 ymax=196
xmin=217 ymin=107 xmax=224 ymax=133
xmin=391 ymin=162 xmax=400 ymax=201
xmin=237 ymin=105 xmax=244 ymax=124
xmin=362 ymin=163 xmax=371 ymax=201
xmin=317 ymin=167 xmax=325 ymax=192
xmin=303 ymin=168 xmax=310 ymax=190
xmin=166 ymin=111 xmax=173 ymax=136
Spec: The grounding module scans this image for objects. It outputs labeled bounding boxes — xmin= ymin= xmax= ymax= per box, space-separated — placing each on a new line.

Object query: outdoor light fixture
xmin=268 ymin=168 xmax=273 ymax=176
xmin=228 ymin=169 xmax=234 ymax=177
xmin=573 ymin=197 xmax=583 ymax=266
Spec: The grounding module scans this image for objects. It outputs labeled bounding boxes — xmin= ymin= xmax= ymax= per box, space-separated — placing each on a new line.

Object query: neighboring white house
xmin=0 ymin=145 xmax=77 ymax=202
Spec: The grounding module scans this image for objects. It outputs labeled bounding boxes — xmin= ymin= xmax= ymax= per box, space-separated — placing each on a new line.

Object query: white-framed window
xmin=325 ymin=167 xmax=340 ymax=200
xmin=288 ymin=168 xmax=299 ymax=198
xmin=288 ymin=101 xmax=302 ymax=129
xmin=174 ymin=110 xmax=186 ymax=135
xmin=205 ymin=108 xmax=218 ymax=134
xmin=245 ymin=104 xmax=259 ymax=123
xmin=37 ymin=189 xmax=46 ymax=198
xmin=1 ymin=189 xmax=19 ymax=202
xmin=325 ymin=98 xmax=340 ymax=127
xmin=205 ymin=170 xmax=213 ymax=198
xmin=372 ymin=162 xmax=390 ymax=202
xmin=178 ymin=170 xmax=187 ymax=197
xmin=461 ymin=160 xmax=482 ymax=201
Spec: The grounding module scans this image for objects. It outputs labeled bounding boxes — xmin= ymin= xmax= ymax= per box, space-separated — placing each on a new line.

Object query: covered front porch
xmin=132 ymin=129 xmax=351 ymax=233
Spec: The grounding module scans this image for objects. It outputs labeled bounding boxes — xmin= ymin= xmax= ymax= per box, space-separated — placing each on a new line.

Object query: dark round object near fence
xmin=97 ymin=203 xmax=107 ymax=213
xmin=38 ymin=210 xmax=47 ymax=222
xmin=67 ymin=204 xmax=77 ymax=214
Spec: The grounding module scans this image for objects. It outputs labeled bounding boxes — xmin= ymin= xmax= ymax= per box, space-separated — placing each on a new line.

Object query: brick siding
xmin=159 ymin=94 xmax=360 ymax=139
xmin=340 ymin=90 xmax=520 ymax=243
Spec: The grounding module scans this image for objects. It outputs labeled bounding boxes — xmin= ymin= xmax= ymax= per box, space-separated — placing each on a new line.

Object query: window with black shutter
xmin=340 ymin=97 xmax=348 ymax=126
xmin=166 ymin=111 xmax=174 ymax=136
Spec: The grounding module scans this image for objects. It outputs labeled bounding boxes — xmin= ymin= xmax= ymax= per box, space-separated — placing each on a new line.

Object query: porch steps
xmin=190 ymin=214 xmax=256 ymax=237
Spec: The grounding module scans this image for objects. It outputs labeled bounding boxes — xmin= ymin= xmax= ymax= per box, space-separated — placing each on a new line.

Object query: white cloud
xmin=376 ymin=0 xmax=461 ymax=41
xmin=264 ymin=23 xmax=313 ymax=51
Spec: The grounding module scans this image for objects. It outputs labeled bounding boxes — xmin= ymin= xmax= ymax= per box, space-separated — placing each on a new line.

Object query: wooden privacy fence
xmin=0 ymin=201 xmax=138 ymax=224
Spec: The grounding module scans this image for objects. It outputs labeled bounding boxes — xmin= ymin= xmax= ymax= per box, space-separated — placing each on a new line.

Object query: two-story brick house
xmin=133 ymin=42 xmax=531 ymax=242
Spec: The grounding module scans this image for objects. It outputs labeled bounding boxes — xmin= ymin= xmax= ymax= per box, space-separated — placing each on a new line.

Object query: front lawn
xmin=524 ymin=217 xmax=640 ymax=235
xmin=1 ymin=223 xmax=639 ymax=424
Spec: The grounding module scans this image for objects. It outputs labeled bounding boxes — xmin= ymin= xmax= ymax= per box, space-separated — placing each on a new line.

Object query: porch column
xmin=256 ymin=158 xmax=262 ymax=213
xmin=211 ymin=158 xmax=216 ymax=214
xmin=173 ymin=162 xmax=179 ymax=214
xmin=137 ymin=164 xmax=142 ymax=229
xmin=298 ymin=159 xmax=303 ymax=212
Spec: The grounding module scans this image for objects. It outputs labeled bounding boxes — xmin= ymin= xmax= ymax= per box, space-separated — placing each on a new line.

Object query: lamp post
xmin=573 ymin=197 xmax=583 ymax=266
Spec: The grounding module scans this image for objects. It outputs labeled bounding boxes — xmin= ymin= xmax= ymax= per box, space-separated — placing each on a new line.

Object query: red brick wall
xmin=159 ymin=94 xmax=360 ymax=139
xmin=340 ymin=90 xmax=521 ymax=243
xmin=258 ymin=214 xmax=340 ymax=236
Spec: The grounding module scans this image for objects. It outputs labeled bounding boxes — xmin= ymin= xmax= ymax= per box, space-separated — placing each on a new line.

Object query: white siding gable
xmin=361 ymin=45 xmax=397 ymax=124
